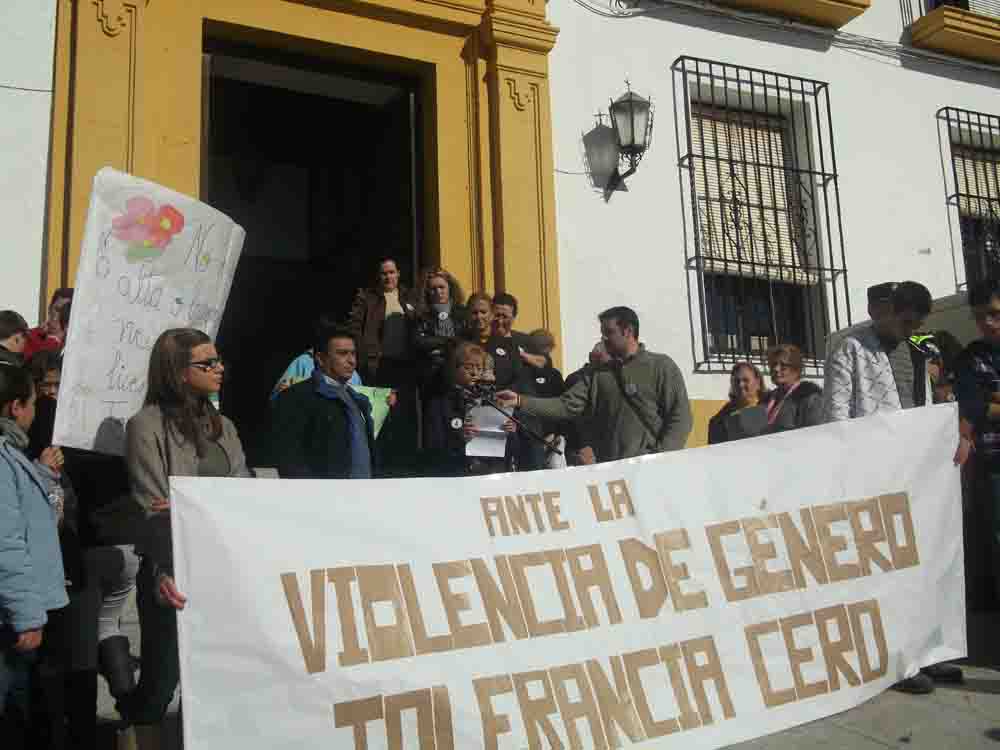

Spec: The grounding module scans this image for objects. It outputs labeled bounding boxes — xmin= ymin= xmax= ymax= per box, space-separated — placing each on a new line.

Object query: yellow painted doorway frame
xmin=46 ymin=0 xmax=562 ymax=360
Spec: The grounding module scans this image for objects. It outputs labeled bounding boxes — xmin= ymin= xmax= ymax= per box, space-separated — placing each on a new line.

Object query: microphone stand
xmin=462 ymin=387 xmax=564 ymax=457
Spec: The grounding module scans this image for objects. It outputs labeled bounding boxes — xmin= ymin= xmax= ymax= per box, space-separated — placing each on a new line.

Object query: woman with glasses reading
xmin=761 ymin=344 xmax=824 ymax=434
xmin=118 ymin=328 xmax=250 ymax=726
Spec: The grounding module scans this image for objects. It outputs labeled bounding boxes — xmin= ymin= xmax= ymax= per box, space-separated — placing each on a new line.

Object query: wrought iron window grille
xmin=938 ymin=106 xmax=1000 ymax=291
xmin=671 ymin=56 xmax=851 ymax=376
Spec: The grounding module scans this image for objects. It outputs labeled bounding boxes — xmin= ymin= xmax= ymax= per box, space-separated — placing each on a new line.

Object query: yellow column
xmin=483 ymin=0 xmax=561 ymax=354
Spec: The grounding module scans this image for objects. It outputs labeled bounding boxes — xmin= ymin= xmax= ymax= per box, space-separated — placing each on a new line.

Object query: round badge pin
xmin=451 ymin=417 xmax=463 ymax=430
xmin=405 ymin=303 xmax=414 ymax=311
xmin=438 ymin=311 xmax=449 ymax=321
xmin=536 ymin=377 xmax=546 ymax=384
xmin=496 ymin=347 xmax=507 ymax=356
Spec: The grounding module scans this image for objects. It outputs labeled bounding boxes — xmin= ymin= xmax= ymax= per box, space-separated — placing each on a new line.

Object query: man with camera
xmin=496 ymin=306 xmax=692 ymax=463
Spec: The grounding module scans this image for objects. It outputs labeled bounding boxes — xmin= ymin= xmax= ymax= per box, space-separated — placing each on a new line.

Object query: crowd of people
xmin=2 ymin=262 xmax=999 ymax=746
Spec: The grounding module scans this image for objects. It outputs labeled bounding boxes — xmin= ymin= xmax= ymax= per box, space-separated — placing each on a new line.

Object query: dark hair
xmin=50 ymin=288 xmax=74 ymax=307
xmin=767 ymin=343 xmax=804 ymax=373
xmin=58 ymin=302 xmax=71 ymax=331
xmin=0 ymin=310 xmax=29 ymax=341
xmin=466 ymin=292 xmax=492 ymax=309
xmin=728 ymin=362 xmax=765 ymax=402
xmin=28 ymin=350 xmax=62 ymax=384
xmin=527 ymin=328 xmax=556 ymax=356
xmin=145 ymin=328 xmax=221 ymax=457
xmin=867 ymin=282 xmax=897 ymax=306
xmin=969 ymin=278 xmax=1000 ymax=308
xmin=314 ymin=323 xmax=357 ymax=358
xmin=599 ymin=306 xmax=640 ymax=338
xmin=492 ymin=292 xmax=518 ymax=318
xmin=0 ymin=364 xmax=33 ymax=415
xmin=890 ymin=281 xmax=932 ymax=317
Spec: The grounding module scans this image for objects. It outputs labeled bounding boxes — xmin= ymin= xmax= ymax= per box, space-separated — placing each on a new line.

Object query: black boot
xmin=98 ymin=636 xmax=135 ymax=700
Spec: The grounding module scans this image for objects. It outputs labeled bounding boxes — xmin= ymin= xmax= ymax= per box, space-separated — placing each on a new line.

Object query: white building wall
xmin=0 ymin=0 xmax=57 ymax=326
xmin=549 ymin=0 xmax=1000 ymax=401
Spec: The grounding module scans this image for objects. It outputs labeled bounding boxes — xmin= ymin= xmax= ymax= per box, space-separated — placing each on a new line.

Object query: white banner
xmin=54 ymin=167 xmax=244 ymax=454
xmin=172 ymin=405 xmax=965 ymax=750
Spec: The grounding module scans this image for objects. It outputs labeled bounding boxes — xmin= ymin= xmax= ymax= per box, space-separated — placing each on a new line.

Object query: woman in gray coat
xmin=762 ymin=344 xmax=824 ymax=434
xmin=117 ymin=328 xmax=250 ymax=726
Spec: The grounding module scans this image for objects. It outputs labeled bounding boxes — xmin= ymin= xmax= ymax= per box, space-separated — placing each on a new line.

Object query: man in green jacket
xmin=497 ymin=306 xmax=692 ymax=462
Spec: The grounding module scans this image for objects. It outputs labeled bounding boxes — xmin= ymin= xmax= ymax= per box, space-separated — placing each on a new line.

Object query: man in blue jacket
xmin=270 ymin=324 xmax=376 ymax=479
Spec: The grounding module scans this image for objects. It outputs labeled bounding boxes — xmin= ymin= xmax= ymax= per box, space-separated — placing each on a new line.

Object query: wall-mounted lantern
xmin=583 ymin=81 xmax=654 ymax=201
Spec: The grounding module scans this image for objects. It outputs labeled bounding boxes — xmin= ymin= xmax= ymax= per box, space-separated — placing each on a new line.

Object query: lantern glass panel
xmin=611 ymin=91 xmax=651 ymax=151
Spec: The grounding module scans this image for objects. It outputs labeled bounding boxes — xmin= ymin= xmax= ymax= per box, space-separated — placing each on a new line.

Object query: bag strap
xmin=610 ymin=363 xmax=662 ymax=448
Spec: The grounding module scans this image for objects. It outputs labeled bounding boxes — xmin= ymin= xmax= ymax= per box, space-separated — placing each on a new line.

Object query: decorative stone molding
xmin=93 ymin=0 xmax=143 ymax=38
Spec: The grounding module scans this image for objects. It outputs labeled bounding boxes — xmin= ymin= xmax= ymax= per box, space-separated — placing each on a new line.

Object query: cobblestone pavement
xmin=96 ymin=608 xmax=1000 ymax=749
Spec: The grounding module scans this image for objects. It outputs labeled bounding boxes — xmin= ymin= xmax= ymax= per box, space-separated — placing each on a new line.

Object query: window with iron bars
xmin=938 ymin=107 xmax=1000 ymax=290
xmin=671 ymin=57 xmax=851 ymax=376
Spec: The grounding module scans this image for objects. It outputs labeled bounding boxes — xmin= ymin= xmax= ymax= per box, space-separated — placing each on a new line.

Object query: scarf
xmin=0 ymin=416 xmax=30 ymax=451
xmin=766 ymin=382 xmax=801 ymax=425
xmin=314 ymin=370 xmax=372 ymax=479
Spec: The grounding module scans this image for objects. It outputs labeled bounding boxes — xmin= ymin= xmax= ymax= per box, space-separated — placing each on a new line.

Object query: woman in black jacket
xmin=762 ymin=344 xmax=823 ymax=433
xmin=708 ymin=362 xmax=767 ymax=444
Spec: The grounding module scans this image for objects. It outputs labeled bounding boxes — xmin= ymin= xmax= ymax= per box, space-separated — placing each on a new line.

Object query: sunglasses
xmin=189 ymin=358 xmax=225 ymax=372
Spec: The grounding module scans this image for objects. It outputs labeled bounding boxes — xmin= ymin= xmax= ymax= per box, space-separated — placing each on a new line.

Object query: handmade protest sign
xmin=54 ymin=168 xmax=244 ymax=454
xmin=171 ymin=405 xmax=965 ymax=750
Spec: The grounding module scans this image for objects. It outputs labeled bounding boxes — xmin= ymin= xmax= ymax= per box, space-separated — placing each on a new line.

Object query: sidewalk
xmin=96 ymin=610 xmax=1000 ymax=749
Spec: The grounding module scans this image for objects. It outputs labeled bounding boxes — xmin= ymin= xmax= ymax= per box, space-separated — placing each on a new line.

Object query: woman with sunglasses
xmin=762 ymin=344 xmax=824 ymax=434
xmin=118 ymin=328 xmax=250 ymax=725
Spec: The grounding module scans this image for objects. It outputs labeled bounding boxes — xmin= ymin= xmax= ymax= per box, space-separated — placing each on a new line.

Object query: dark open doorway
xmin=203 ymin=43 xmax=422 ymax=466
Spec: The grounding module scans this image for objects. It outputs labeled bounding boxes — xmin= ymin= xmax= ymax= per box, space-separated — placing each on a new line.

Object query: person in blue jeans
xmin=0 ymin=363 xmax=68 ymax=747
xmin=954 ymin=278 xmax=1000 ymax=612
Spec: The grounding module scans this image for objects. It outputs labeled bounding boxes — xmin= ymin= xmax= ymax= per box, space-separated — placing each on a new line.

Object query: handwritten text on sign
xmin=54 ymin=168 xmax=244 ymax=454
xmin=171 ymin=406 xmax=965 ymax=750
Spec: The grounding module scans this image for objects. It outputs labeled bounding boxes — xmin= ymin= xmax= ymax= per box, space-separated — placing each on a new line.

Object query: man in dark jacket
xmin=271 ymin=325 xmax=375 ymax=479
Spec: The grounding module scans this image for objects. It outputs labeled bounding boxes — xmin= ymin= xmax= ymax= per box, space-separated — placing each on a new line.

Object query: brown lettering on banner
xmin=681 ymin=636 xmax=736 ymax=724
xmin=585 ymin=656 xmax=646 ymax=747
xmin=396 ymin=564 xmax=453 ymax=655
xmin=333 ymin=694 xmax=383 ymax=750
xmin=879 ymin=493 xmax=920 ymax=569
xmin=280 ymin=570 xmax=327 ymax=675
xmin=848 ymin=599 xmax=889 ymax=682
xmin=619 ymin=538 xmax=669 ymax=618
xmin=814 ymin=604 xmax=861 ymax=691
xmin=385 ymin=689 xmax=436 ymax=750
xmin=846 ymin=498 xmax=894 ymax=575
xmin=654 ymin=529 xmax=709 ymax=611
xmin=776 ymin=510 xmax=830 ymax=589
xmin=623 ymin=648 xmax=679 ymax=739
xmin=607 ymin=480 xmax=636 ymax=518
xmin=509 ymin=550 xmax=585 ymax=637
xmin=481 ymin=497 xmax=510 ymax=537
xmin=743 ymin=517 xmax=796 ymax=596
xmin=565 ymin=544 xmax=623 ymax=628
xmin=745 ymin=620 xmax=796 ymax=708
xmin=357 ymin=565 xmax=415 ymax=662
xmin=658 ymin=644 xmax=702 ymax=731
xmin=433 ymin=560 xmax=493 ymax=649
xmin=524 ymin=493 xmax=548 ymax=531
xmin=781 ymin=613 xmax=828 ymax=700
xmin=706 ymin=521 xmax=759 ymax=602
xmin=471 ymin=556 xmax=529 ymax=642
xmin=588 ymin=484 xmax=615 ymax=523
xmin=550 ymin=663 xmax=610 ymax=750
xmin=513 ymin=670 xmax=565 ymax=750
xmin=328 ymin=567 xmax=369 ymax=667
xmin=813 ymin=503 xmax=863 ymax=583
xmin=504 ymin=495 xmax=532 ymax=535
xmin=474 ymin=675 xmax=515 ymax=750
xmin=432 ymin=685 xmax=455 ymax=750
xmin=544 ymin=491 xmax=571 ymax=531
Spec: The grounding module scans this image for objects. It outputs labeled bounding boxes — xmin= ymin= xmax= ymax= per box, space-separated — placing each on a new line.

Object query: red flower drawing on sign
xmin=112 ymin=197 xmax=185 ymax=260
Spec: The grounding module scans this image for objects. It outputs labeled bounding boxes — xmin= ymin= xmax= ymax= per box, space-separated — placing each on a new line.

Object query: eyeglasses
xmin=189 ymin=358 xmax=225 ymax=372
